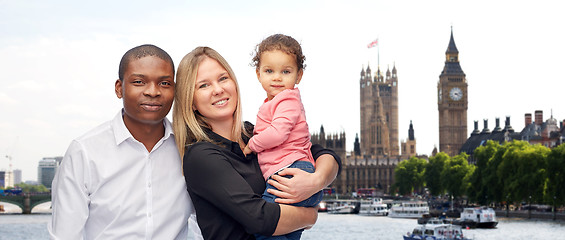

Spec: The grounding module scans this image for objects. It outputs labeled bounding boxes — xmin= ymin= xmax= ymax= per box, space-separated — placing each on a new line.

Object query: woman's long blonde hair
xmin=173 ymin=46 xmax=247 ymax=157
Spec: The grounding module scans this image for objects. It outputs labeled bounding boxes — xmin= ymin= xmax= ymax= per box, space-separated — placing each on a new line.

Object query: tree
xmin=14 ymin=183 xmax=49 ymax=193
xmin=545 ymin=143 xmax=565 ymax=207
xmin=441 ymin=152 xmax=473 ymax=199
xmin=469 ymin=140 xmax=501 ymax=205
xmin=498 ymin=141 xmax=549 ymax=205
xmin=394 ymin=156 xmax=427 ymax=196
xmin=425 ymin=152 xmax=448 ymax=196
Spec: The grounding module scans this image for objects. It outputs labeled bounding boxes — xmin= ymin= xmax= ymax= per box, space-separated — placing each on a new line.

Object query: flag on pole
xmin=367 ymin=39 xmax=378 ymax=48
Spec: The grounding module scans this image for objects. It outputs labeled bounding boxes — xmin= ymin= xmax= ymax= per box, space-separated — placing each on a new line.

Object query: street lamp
xmin=553 ymin=196 xmax=557 ymax=221
xmin=528 ymin=195 xmax=532 ymax=219
xmin=506 ymin=194 xmax=510 ymax=217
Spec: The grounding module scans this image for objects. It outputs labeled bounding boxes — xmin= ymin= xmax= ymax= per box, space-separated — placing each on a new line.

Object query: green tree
xmin=425 ymin=152 xmax=448 ymax=196
xmin=14 ymin=183 xmax=49 ymax=193
xmin=394 ymin=156 xmax=427 ymax=196
xmin=441 ymin=152 xmax=473 ymax=199
xmin=498 ymin=141 xmax=549 ymax=205
xmin=545 ymin=143 xmax=565 ymax=207
xmin=469 ymin=140 xmax=501 ymax=204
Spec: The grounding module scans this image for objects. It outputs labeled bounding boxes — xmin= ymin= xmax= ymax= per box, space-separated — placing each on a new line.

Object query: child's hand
xmin=243 ymin=144 xmax=253 ymax=156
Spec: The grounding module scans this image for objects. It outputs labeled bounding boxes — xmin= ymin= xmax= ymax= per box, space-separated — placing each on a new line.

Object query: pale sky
xmin=1 ymin=0 xmax=563 ymax=181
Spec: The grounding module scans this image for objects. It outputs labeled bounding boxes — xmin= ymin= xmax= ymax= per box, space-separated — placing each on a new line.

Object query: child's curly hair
xmin=251 ymin=34 xmax=306 ymax=71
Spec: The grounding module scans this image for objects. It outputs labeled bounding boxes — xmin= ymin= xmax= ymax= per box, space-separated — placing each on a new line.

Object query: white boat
xmin=327 ymin=200 xmax=359 ymax=214
xmin=358 ymin=198 xmax=389 ymax=216
xmin=455 ymin=207 xmax=498 ymax=228
xmin=388 ymin=201 xmax=429 ymax=218
xmin=403 ymin=222 xmax=471 ymax=240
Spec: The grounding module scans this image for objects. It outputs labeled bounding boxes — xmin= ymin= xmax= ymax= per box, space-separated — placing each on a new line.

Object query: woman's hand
xmin=267 ymin=168 xmax=322 ymax=204
xmin=267 ymin=154 xmax=339 ymax=204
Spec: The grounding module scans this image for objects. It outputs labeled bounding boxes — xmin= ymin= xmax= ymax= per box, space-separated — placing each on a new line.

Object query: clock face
xmin=449 ymin=87 xmax=463 ymax=101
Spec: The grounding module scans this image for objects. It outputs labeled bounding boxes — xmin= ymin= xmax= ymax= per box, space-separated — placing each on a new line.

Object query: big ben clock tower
xmin=438 ymin=28 xmax=467 ymax=156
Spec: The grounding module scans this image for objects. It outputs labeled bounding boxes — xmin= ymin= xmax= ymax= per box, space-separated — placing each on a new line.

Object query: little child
xmin=243 ymin=34 xmax=322 ymax=240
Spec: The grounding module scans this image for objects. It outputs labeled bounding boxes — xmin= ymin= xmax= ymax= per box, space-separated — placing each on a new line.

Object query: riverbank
xmin=495 ymin=209 xmax=565 ymax=221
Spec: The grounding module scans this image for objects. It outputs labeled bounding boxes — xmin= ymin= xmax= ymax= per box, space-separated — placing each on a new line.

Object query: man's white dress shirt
xmin=49 ymin=110 xmax=202 ymax=239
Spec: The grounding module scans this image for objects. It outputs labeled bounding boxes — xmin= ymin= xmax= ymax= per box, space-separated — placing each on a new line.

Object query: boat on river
xmin=403 ymin=222 xmax=470 ymax=240
xmin=389 ymin=201 xmax=429 ymax=218
xmin=454 ymin=207 xmax=498 ymax=228
xmin=327 ymin=200 xmax=359 ymax=214
xmin=358 ymin=198 xmax=389 ymax=216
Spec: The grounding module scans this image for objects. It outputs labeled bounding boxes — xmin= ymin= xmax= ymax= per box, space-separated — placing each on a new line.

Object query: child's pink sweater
xmin=247 ymin=88 xmax=314 ymax=180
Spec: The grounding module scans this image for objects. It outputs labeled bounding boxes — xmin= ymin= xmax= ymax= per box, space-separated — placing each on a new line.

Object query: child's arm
xmin=247 ymin=92 xmax=301 ymax=153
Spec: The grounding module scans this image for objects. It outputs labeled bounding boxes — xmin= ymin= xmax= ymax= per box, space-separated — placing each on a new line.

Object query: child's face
xmin=115 ymin=56 xmax=175 ymax=126
xmin=256 ymin=50 xmax=303 ymax=100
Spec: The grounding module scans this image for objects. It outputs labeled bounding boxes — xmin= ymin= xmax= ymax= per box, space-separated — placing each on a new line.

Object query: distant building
xmin=0 ymin=171 xmax=5 ymax=188
xmin=438 ymin=28 xmax=468 ymax=156
xmin=13 ymin=169 xmax=22 ymax=185
xmin=38 ymin=157 xmax=61 ymax=189
xmin=0 ymin=170 xmax=14 ymax=188
xmin=400 ymin=121 xmax=417 ymax=159
xmin=460 ymin=110 xmax=564 ymax=164
xmin=24 ymin=180 xmax=39 ymax=185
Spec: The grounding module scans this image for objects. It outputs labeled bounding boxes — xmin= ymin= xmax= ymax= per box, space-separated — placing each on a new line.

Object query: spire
xmin=446 ymin=26 xmax=459 ymax=54
xmin=441 ymin=27 xmax=465 ymax=76
xmin=408 ymin=120 xmax=415 ymax=140
xmin=354 ymin=133 xmax=361 ymax=156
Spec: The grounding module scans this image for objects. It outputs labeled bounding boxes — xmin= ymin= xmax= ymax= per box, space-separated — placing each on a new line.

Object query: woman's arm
xmin=267 ymin=146 xmax=340 ymax=204
xmin=273 ymin=205 xmax=318 ymax=235
xmin=184 ymin=143 xmax=316 ymax=236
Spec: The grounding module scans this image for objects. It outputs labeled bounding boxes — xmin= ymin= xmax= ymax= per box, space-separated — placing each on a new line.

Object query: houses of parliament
xmin=311 ymin=29 xmax=467 ymax=195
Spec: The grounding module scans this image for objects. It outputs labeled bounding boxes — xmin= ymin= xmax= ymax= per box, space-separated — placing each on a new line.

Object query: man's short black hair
xmin=118 ymin=44 xmax=175 ymax=81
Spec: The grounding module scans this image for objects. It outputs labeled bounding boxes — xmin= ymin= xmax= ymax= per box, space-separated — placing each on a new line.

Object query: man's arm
xmin=49 ymin=141 xmax=90 ymax=239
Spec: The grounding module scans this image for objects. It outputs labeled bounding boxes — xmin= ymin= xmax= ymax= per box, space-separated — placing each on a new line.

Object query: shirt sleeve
xmin=248 ymin=94 xmax=302 ymax=153
xmin=184 ymin=143 xmax=280 ymax=236
xmin=49 ymin=140 xmax=91 ymax=239
xmin=311 ymin=144 xmax=342 ymax=175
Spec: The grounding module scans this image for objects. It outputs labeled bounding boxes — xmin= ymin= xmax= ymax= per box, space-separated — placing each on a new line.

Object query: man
xmin=49 ymin=44 xmax=201 ymax=239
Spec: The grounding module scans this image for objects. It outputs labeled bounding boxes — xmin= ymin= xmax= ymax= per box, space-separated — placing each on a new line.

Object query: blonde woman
xmin=173 ymin=46 xmax=340 ymax=240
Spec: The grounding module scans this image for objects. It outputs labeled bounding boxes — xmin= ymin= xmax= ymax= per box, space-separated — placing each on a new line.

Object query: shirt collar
xmin=112 ymin=109 xmax=173 ymax=146
xmin=203 ymin=127 xmax=248 ymax=160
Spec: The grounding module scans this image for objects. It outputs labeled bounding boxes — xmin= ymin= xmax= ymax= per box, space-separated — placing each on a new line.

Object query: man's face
xmin=115 ymin=56 xmax=174 ymax=126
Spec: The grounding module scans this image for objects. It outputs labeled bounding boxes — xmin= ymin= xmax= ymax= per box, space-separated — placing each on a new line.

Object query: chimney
xmin=472 ymin=120 xmax=480 ymax=135
xmin=525 ymin=113 xmax=532 ymax=126
xmin=481 ymin=119 xmax=491 ymax=134
xmin=504 ymin=116 xmax=514 ymax=133
xmin=493 ymin=118 xmax=502 ymax=132
xmin=535 ymin=110 xmax=543 ymax=125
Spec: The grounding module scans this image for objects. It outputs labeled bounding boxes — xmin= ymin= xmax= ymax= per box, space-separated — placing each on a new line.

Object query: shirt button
xmin=148 ymin=213 xmax=152 ymax=218
xmin=148 ymin=182 xmax=152 ymax=188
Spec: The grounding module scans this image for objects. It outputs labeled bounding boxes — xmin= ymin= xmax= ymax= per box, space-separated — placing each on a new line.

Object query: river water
xmin=1 ymin=205 xmax=565 ymax=240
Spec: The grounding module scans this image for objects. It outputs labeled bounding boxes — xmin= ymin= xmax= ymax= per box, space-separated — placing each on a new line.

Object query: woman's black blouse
xmin=183 ymin=125 xmax=341 ymax=240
